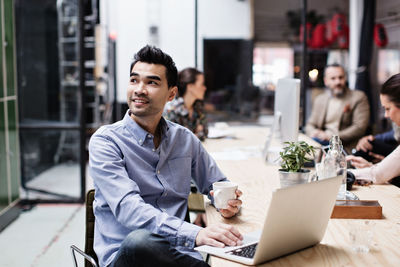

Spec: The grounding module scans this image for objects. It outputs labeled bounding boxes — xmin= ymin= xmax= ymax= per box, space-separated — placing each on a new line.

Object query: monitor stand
xmin=262 ymin=112 xmax=284 ymax=164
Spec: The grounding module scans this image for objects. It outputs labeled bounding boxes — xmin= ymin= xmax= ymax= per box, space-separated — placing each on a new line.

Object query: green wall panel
xmin=4 ymin=0 xmax=15 ymax=97
xmin=8 ymin=100 xmax=19 ymax=201
xmin=0 ymin=101 xmax=8 ymax=205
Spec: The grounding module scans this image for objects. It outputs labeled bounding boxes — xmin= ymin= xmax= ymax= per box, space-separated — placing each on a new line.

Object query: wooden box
xmin=331 ymin=200 xmax=382 ymax=219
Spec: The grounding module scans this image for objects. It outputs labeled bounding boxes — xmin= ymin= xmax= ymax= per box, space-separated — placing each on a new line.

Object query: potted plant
xmin=279 ymin=141 xmax=315 ymax=187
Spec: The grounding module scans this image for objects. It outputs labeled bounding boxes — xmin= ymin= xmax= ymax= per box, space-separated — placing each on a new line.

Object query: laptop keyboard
xmin=226 ymin=243 xmax=258 ymax=258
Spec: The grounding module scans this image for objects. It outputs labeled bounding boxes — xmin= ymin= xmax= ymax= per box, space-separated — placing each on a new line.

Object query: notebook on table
xmin=195 ymin=175 xmax=342 ymax=265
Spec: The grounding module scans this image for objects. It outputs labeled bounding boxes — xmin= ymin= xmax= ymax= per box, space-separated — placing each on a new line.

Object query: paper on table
xmin=207 ymin=127 xmax=234 ymax=139
xmin=208 ymin=122 xmax=234 ymax=139
xmin=209 ymin=146 xmax=262 ymax=160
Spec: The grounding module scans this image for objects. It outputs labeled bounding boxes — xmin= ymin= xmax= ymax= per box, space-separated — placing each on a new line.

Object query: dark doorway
xmin=203 ymin=39 xmax=255 ymax=116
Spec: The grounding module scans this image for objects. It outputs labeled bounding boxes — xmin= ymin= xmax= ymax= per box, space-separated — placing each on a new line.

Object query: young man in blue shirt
xmin=89 ymin=45 xmax=243 ymax=267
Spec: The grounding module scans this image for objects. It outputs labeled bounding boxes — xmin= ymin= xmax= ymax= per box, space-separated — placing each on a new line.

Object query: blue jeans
xmin=109 ymin=229 xmax=209 ymax=267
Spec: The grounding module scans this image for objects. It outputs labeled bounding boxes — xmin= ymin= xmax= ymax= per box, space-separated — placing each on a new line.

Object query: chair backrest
xmin=85 ymin=189 xmax=98 ymax=267
xmin=83 ymin=189 xmax=190 ymax=267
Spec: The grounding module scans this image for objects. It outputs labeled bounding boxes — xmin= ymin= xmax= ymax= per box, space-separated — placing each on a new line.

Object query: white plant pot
xmin=278 ymin=169 xmax=311 ymax=188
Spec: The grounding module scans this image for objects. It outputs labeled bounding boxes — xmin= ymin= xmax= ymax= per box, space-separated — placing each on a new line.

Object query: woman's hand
xmin=368 ymin=151 xmax=385 ymax=163
xmin=210 ymin=189 xmax=242 ymax=218
xmin=346 ymin=155 xmax=373 ymax=169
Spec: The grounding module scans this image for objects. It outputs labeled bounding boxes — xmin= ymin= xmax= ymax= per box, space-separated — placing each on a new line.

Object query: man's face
xmin=127 ymin=61 xmax=176 ymax=120
xmin=324 ymin=66 xmax=346 ymax=97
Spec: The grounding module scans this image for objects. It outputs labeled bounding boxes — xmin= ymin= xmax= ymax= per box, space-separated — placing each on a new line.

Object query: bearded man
xmin=305 ymin=64 xmax=370 ymax=153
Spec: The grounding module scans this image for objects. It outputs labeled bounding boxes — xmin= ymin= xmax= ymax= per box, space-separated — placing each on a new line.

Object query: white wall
xmin=100 ymin=0 xmax=252 ymax=103
xmin=197 ymin=0 xmax=252 ymax=70
xmin=101 ymin=0 xmax=149 ymax=103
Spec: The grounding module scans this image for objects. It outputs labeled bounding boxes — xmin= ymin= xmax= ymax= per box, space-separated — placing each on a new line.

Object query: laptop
xmin=195 ymin=175 xmax=342 ymax=265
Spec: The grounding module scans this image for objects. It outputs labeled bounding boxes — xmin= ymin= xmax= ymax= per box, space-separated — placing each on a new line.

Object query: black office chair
xmin=70 ymin=189 xmax=98 ymax=267
xmin=70 ymin=189 xmax=194 ymax=267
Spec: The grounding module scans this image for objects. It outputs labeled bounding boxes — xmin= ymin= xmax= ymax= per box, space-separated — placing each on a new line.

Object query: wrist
xmin=217 ymin=208 xmax=230 ymax=218
xmin=217 ymin=207 xmax=240 ymax=218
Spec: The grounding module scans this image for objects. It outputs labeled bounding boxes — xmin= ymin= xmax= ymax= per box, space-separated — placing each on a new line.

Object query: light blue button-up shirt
xmin=89 ymin=110 xmax=226 ymax=267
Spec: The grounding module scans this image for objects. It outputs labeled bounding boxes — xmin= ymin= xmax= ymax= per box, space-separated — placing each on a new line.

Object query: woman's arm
xmin=350 ymin=145 xmax=400 ymax=184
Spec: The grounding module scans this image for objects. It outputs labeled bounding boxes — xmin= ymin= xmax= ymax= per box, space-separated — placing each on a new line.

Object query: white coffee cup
xmin=212 ymin=181 xmax=238 ymax=209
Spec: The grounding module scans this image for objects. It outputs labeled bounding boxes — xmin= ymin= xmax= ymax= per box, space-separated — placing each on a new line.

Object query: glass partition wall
xmin=0 ymin=0 xmax=20 ymax=231
xmin=15 ymin=0 xmax=92 ymax=202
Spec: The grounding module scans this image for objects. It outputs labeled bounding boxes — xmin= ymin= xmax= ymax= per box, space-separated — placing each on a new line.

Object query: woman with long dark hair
xmin=164 ymin=67 xmax=208 ymax=141
xmin=347 ymin=73 xmax=400 ymax=186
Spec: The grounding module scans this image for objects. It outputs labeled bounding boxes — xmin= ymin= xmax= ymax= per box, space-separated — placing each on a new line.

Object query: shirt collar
xmin=123 ymin=109 xmax=170 ymax=146
xmin=159 ymin=116 xmax=169 ymax=140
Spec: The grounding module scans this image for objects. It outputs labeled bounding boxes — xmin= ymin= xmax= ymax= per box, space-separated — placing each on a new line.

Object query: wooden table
xmin=203 ymin=124 xmax=400 ymax=267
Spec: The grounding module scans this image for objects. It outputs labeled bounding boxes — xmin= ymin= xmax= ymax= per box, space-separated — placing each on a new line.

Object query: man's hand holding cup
xmin=211 ymin=181 xmax=242 ymax=218
xmin=195 ymin=181 xmax=243 ymax=248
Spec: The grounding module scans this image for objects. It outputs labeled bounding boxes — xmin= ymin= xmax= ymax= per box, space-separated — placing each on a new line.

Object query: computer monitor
xmin=263 ymin=78 xmax=300 ymax=162
xmin=274 ymin=78 xmax=300 ymax=142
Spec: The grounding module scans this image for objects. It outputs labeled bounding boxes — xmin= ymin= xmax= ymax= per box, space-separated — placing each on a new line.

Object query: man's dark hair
xmin=177 ymin=67 xmax=202 ymax=97
xmin=381 ymin=73 xmax=400 ymax=108
xmin=323 ymin=63 xmax=345 ymax=77
xmin=130 ymin=45 xmax=178 ymax=88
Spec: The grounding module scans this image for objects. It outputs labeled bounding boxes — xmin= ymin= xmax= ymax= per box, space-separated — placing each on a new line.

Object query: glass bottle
xmin=323 ymin=135 xmax=347 ymax=200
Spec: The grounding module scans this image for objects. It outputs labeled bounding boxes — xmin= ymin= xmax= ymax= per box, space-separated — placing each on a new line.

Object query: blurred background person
xmin=305 ymin=64 xmax=370 ymax=153
xmin=164 ymin=67 xmax=208 ymax=141
xmin=347 ymin=73 xmax=400 ymax=187
xmin=352 ymin=122 xmax=400 ymax=163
